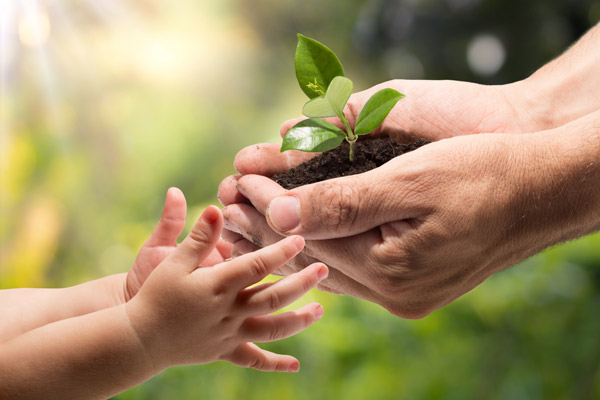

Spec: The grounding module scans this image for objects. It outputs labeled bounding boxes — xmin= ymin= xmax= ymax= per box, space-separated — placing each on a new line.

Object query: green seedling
xmin=281 ymin=34 xmax=405 ymax=161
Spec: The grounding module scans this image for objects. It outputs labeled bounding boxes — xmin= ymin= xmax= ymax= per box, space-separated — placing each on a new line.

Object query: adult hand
xmin=219 ymin=76 xmax=550 ymax=208
xmin=219 ymin=113 xmax=600 ymax=318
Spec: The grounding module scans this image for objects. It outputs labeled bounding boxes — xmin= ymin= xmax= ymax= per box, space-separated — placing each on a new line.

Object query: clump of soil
xmin=272 ymin=137 xmax=430 ymax=189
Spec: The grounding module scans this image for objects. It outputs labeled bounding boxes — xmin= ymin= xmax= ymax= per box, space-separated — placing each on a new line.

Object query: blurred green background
xmin=1 ymin=0 xmax=600 ymax=399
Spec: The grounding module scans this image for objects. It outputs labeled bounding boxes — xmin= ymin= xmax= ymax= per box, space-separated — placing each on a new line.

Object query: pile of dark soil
xmin=272 ymin=137 xmax=430 ymax=189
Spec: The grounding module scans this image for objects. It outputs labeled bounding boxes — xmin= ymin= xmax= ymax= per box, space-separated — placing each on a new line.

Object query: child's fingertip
xmin=316 ymin=264 xmax=328 ymax=280
xmin=288 ymin=361 xmax=300 ymax=373
xmin=290 ymin=235 xmax=305 ymax=251
xmin=201 ymin=205 xmax=221 ymax=225
xmin=167 ymin=187 xmax=182 ymax=197
xmin=315 ymin=303 xmax=324 ymax=319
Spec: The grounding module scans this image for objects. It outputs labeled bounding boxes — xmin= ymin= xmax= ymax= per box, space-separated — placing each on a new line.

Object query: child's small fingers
xmin=171 ymin=205 xmax=223 ymax=273
xmin=240 ymin=263 xmax=328 ymax=315
xmin=216 ymin=239 xmax=233 ymax=260
xmin=238 ymin=303 xmax=324 ymax=343
xmin=225 ymin=342 xmax=300 ymax=373
xmin=145 ymin=187 xmax=187 ymax=247
xmin=213 ymin=236 xmax=304 ymax=290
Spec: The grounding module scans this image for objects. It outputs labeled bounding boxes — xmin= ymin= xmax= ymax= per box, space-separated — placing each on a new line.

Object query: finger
xmin=231 ymin=238 xmax=260 ymax=258
xmin=233 ymin=143 xmax=318 ymax=176
xmin=222 ymin=203 xmax=285 ymax=247
xmin=235 ymin=175 xmax=285 ymax=215
xmin=145 ymin=187 xmax=187 ymax=247
xmin=213 ymin=236 xmax=304 ymax=290
xmin=222 ymin=226 xmax=244 ymax=245
xmin=199 ymin=239 xmax=233 ymax=267
xmin=239 ymin=303 xmax=324 ymax=343
xmin=170 ymin=205 xmax=223 ymax=272
xmin=216 ymin=239 xmax=233 ymax=260
xmin=230 ymin=238 xmax=309 ymax=277
xmin=223 ymin=203 xmax=316 ymax=271
xmin=223 ymin=200 xmax=384 ymax=288
xmin=218 ymin=175 xmax=249 ymax=207
xmin=226 ymin=224 xmax=380 ymax=302
xmin=225 ymin=342 xmax=300 ymax=373
xmin=236 ymin=169 xmax=413 ymax=240
xmin=313 ymin=263 xmax=380 ymax=301
xmin=240 ymin=263 xmax=328 ymax=315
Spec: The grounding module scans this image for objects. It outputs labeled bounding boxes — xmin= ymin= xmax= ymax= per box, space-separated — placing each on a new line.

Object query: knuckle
xmin=312 ymin=181 xmax=360 ymax=231
xmin=302 ymin=275 xmax=315 ymax=294
xmin=268 ymin=323 xmax=284 ymax=342
xmin=249 ymin=255 xmax=270 ymax=278
xmin=266 ymin=290 xmax=282 ymax=311
xmin=303 ymin=311 xmax=313 ymax=328
xmin=249 ymin=356 xmax=265 ymax=370
xmin=188 ymin=226 xmax=212 ymax=249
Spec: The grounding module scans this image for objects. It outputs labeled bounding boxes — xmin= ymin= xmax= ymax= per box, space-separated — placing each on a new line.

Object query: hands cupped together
xmin=218 ymin=79 xmax=600 ymax=318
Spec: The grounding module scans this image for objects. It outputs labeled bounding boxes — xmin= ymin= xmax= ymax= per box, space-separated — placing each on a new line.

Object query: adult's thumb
xmin=266 ymin=171 xmax=395 ymax=240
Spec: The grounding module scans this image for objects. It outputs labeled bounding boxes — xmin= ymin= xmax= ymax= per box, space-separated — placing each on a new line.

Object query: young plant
xmin=281 ymin=34 xmax=405 ymax=161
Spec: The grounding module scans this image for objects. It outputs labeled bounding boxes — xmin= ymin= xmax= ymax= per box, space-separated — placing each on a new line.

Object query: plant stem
xmin=339 ymin=112 xmax=356 ymax=161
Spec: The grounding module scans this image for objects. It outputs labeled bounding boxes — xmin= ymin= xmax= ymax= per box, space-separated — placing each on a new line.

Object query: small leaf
xmin=295 ymin=34 xmax=345 ymax=99
xmin=281 ymin=118 xmax=346 ymax=153
xmin=302 ymin=96 xmax=337 ymax=118
xmin=325 ymin=76 xmax=353 ymax=118
xmin=302 ymin=76 xmax=354 ymax=118
xmin=354 ymin=89 xmax=405 ymax=135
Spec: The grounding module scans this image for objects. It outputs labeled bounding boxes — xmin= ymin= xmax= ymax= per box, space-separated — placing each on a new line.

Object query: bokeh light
xmin=467 ymin=33 xmax=506 ymax=76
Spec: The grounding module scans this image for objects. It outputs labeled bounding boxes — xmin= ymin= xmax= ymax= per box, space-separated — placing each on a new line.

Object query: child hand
xmin=124 ymin=188 xmax=232 ymax=301
xmin=125 ymin=205 xmax=327 ymax=373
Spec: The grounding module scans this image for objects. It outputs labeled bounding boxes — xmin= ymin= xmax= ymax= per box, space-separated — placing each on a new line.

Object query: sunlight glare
xmin=18 ymin=6 xmax=51 ymax=47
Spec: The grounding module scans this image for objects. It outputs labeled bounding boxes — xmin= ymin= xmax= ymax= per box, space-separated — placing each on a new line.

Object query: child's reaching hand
xmin=124 ymin=187 xmax=233 ymax=301
xmin=0 ymin=191 xmax=326 ymax=399
xmin=125 ymin=203 xmax=327 ymax=373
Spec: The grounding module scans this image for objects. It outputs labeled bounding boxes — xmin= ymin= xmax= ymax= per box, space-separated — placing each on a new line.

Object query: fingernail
xmin=288 ymin=362 xmax=300 ymax=373
xmin=315 ymin=304 xmax=324 ymax=319
xmin=292 ymin=235 xmax=305 ymax=251
xmin=268 ymin=196 xmax=300 ymax=233
xmin=317 ymin=265 xmax=328 ymax=281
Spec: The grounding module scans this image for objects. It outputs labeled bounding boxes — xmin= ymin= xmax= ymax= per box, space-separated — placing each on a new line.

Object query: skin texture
xmin=218 ymin=23 xmax=600 ymax=318
xmin=0 ymin=189 xmax=328 ymax=399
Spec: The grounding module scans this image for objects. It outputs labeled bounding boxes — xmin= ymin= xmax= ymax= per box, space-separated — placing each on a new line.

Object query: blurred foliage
xmin=1 ymin=0 xmax=599 ymax=399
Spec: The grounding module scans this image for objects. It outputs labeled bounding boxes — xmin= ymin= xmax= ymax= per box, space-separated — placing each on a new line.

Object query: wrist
xmin=123 ymin=297 xmax=169 ymax=372
xmin=502 ymin=78 xmax=559 ymax=133
xmin=98 ymin=273 xmax=129 ymax=307
xmin=511 ymin=119 xmax=600 ymax=250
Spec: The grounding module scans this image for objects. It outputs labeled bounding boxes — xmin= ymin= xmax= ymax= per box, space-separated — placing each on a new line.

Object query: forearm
xmin=512 ymin=23 xmax=600 ymax=131
xmin=0 ymin=273 xmax=126 ymax=341
xmin=0 ymin=303 xmax=157 ymax=400
xmin=499 ymin=111 xmax=600 ymax=268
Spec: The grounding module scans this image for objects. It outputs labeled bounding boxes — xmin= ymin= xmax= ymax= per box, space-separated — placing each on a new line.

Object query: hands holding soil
xmin=219 ymin=24 xmax=600 ymax=317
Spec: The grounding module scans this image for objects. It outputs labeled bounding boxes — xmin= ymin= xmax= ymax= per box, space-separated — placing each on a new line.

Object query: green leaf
xmin=354 ymin=89 xmax=405 ymax=135
xmin=302 ymin=96 xmax=337 ymax=118
xmin=302 ymin=76 xmax=353 ymax=118
xmin=281 ymin=118 xmax=346 ymax=153
xmin=325 ymin=76 xmax=353 ymax=118
xmin=295 ymin=34 xmax=345 ymax=99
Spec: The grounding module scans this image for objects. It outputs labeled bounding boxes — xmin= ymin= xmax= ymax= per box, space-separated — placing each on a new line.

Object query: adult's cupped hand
xmin=218 ymin=79 xmax=576 ymax=318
